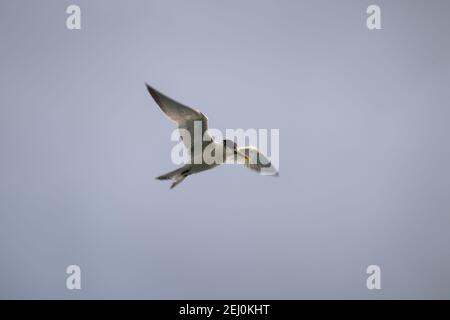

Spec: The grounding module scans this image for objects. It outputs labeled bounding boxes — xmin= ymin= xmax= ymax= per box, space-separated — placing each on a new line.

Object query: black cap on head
xmin=223 ymin=139 xmax=237 ymax=150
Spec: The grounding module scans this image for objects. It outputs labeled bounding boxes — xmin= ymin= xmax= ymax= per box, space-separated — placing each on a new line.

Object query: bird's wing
xmin=237 ymin=146 xmax=279 ymax=176
xmin=146 ymin=84 xmax=212 ymax=154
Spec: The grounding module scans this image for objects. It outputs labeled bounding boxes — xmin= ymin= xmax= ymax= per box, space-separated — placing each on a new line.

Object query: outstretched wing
xmin=146 ymin=84 xmax=212 ymax=156
xmin=237 ymin=146 xmax=279 ymax=176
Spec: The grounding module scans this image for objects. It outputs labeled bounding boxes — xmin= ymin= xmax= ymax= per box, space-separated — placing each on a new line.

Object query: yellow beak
xmin=236 ymin=151 xmax=250 ymax=163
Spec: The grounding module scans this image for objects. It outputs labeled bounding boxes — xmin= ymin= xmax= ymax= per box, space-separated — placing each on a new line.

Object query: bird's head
xmin=222 ymin=140 xmax=250 ymax=163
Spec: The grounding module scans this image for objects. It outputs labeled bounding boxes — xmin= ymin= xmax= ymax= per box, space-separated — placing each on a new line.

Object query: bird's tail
xmin=156 ymin=165 xmax=191 ymax=189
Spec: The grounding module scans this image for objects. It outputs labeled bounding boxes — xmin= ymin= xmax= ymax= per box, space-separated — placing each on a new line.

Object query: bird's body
xmin=146 ymin=84 xmax=278 ymax=189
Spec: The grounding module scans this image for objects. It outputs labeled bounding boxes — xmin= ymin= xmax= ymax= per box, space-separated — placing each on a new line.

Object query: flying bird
xmin=146 ymin=84 xmax=278 ymax=189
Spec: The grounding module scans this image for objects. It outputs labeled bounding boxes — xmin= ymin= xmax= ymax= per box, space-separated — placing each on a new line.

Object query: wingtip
xmin=145 ymin=83 xmax=163 ymax=106
xmin=145 ymin=83 xmax=154 ymax=93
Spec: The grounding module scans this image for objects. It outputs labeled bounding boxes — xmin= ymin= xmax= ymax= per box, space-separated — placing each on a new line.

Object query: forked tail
xmin=156 ymin=165 xmax=191 ymax=189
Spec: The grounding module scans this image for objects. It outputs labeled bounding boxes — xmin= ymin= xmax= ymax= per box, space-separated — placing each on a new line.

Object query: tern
xmin=146 ymin=84 xmax=278 ymax=189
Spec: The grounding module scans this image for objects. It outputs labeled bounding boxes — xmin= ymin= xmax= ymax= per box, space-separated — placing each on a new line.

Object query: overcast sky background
xmin=1 ymin=0 xmax=450 ymax=299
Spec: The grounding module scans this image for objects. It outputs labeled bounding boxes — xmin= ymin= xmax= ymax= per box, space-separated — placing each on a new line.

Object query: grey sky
xmin=1 ymin=0 xmax=450 ymax=299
